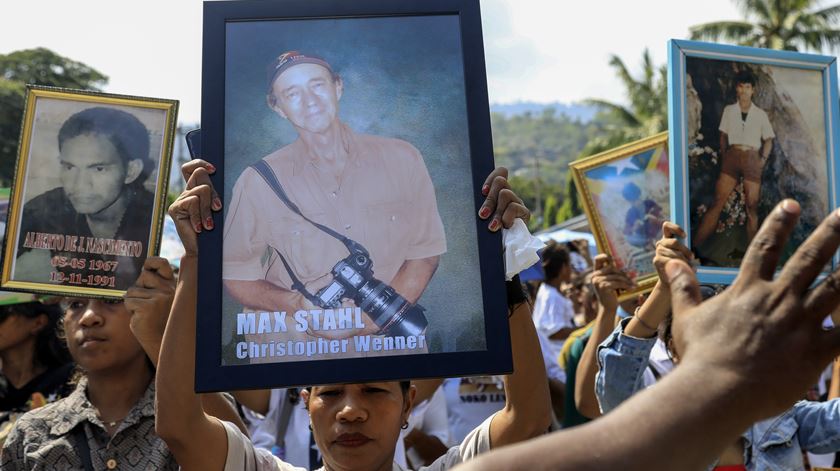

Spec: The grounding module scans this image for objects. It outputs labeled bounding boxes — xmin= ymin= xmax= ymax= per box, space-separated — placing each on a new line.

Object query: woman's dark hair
xmin=304 ymin=381 xmax=411 ymax=394
xmin=58 ymin=107 xmax=153 ymax=186
xmin=0 ymin=301 xmax=71 ymax=369
xmin=658 ymin=310 xmax=674 ymax=355
xmin=542 ymin=241 xmax=570 ymax=281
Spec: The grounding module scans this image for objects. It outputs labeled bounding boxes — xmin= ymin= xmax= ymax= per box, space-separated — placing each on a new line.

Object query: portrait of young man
xmin=220 ymin=15 xmax=485 ymax=365
xmin=684 ymin=58 xmax=829 ymax=268
xmin=10 ymin=98 xmax=171 ymax=293
xmin=694 ymin=70 xmax=774 ymax=248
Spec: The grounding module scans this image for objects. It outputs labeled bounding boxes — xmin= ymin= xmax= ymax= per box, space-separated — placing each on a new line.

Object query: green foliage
xmin=0 ymin=79 xmax=26 ymax=185
xmin=166 ymin=191 xmax=180 ymax=210
xmin=0 ymin=48 xmax=107 ymax=186
xmin=492 ymin=109 xmax=607 ymax=226
xmin=556 ymin=171 xmax=582 ymax=224
xmin=582 ymin=49 xmax=668 ymax=154
xmin=690 ymin=0 xmax=840 ymax=51
xmin=542 ymin=194 xmax=558 ymax=229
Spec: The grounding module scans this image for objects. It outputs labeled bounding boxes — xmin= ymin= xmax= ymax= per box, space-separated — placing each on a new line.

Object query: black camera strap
xmin=251 ymin=159 xmax=357 ymax=305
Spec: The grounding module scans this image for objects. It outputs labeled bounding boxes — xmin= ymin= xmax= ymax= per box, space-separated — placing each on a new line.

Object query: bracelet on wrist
xmin=634 ymin=315 xmax=658 ymax=333
xmin=633 ymin=306 xmax=659 ymax=333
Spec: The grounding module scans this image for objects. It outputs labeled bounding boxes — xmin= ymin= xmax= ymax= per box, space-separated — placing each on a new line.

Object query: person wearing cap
xmin=14 ymin=107 xmax=156 ymax=291
xmin=222 ymin=51 xmax=446 ymax=354
xmin=694 ymin=70 xmax=775 ymax=249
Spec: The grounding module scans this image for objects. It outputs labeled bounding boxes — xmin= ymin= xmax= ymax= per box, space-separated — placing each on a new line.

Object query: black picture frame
xmin=196 ymin=0 xmax=510 ymax=391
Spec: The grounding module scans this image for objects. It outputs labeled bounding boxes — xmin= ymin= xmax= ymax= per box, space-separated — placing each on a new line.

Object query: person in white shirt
xmin=156 ymin=164 xmax=551 ymax=471
xmin=403 ymin=386 xmax=450 ymax=467
xmin=695 ymin=70 xmax=775 ymax=247
xmin=442 ymin=377 xmax=506 ymax=447
xmin=532 ymin=241 xmax=576 ymax=377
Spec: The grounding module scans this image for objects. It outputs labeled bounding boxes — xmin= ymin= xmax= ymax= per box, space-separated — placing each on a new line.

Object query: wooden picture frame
xmin=571 ymin=132 xmax=669 ymax=301
xmin=1 ymin=86 xmax=177 ymax=297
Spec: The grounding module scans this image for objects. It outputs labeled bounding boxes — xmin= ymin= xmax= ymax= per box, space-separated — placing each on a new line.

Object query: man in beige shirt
xmin=223 ymin=51 xmax=446 ymax=360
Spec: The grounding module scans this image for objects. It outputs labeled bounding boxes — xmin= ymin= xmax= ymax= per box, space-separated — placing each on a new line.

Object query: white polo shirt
xmin=718 ymin=102 xmax=775 ymax=149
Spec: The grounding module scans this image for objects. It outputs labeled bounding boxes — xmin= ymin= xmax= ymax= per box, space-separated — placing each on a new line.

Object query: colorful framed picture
xmin=668 ymin=39 xmax=840 ymax=284
xmin=570 ymin=132 xmax=669 ymax=300
xmin=0 ymin=86 xmax=178 ymax=297
xmin=195 ymin=0 xmax=509 ymax=391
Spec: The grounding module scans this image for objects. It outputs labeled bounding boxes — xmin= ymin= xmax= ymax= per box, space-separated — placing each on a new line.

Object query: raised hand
xmin=478 ymin=167 xmax=530 ymax=231
xmin=667 ymin=199 xmax=840 ymax=417
xmin=168 ymin=161 xmax=223 ymax=255
xmin=652 ymin=222 xmax=693 ymax=286
xmin=590 ymin=254 xmax=635 ymax=314
xmin=125 ymin=256 xmax=176 ymax=365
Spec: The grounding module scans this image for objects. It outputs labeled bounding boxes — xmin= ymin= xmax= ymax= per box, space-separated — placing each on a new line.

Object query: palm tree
xmin=582 ymin=49 xmax=668 ymax=154
xmin=690 ymin=0 xmax=840 ymax=51
xmin=556 ymin=50 xmax=668 ymax=223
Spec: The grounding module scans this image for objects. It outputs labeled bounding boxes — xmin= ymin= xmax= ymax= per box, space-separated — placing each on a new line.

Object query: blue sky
xmin=0 ymin=0 xmax=795 ymax=125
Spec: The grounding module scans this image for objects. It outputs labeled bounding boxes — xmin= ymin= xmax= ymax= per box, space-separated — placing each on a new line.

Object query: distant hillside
xmin=490 ymin=101 xmax=597 ymax=122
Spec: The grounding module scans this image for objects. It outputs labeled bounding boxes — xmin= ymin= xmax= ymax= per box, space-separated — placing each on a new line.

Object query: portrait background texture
xmin=221 ymin=14 xmax=484 ymax=361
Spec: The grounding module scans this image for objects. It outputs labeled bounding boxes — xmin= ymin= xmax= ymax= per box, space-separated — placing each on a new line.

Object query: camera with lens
xmin=314 ymin=241 xmax=428 ymax=337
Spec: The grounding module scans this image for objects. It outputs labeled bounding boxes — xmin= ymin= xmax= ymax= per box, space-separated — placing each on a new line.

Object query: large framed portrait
xmin=668 ymin=40 xmax=840 ymax=284
xmin=1 ymin=86 xmax=178 ymax=297
xmin=570 ymin=132 xmax=669 ymax=300
xmin=196 ymin=0 xmax=508 ymax=391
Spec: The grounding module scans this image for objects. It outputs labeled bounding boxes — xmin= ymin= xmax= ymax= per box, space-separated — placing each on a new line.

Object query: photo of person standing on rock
xmin=684 ymin=58 xmax=830 ymax=268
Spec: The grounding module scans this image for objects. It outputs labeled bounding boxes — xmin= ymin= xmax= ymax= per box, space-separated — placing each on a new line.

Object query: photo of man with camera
xmin=222 ymin=51 xmax=446 ymax=361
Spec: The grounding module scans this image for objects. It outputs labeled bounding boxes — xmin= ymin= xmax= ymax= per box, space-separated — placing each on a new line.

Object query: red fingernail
xmin=206 ymin=163 xmax=216 ymax=173
xmin=489 ymin=219 xmax=500 ymax=231
xmin=212 ymin=198 xmax=223 ymax=210
xmin=205 ymin=217 xmax=214 ymax=229
xmin=194 ymin=223 xmax=203 ymax=233
xmin=481 ymin=185 xmax=489 ymax=196
xmin=479 ymin=207 xmax=491 ymax=218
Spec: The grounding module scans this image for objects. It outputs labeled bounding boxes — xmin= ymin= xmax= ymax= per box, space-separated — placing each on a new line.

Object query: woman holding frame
xmin=157 ymin=162 xmax=551 ymax=471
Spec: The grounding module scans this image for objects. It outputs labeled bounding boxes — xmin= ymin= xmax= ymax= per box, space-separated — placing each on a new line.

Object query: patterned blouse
xmin=0 ymin=376 xmax=176 ymax=470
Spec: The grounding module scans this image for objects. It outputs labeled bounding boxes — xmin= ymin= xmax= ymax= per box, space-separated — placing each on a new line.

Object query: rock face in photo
xmin=686 ymin=58 xmax=827 ymax=267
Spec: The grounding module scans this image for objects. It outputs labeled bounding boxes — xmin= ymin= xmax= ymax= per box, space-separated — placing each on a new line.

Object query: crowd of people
xmin=0 ymin=157 xmax=837 ymax=470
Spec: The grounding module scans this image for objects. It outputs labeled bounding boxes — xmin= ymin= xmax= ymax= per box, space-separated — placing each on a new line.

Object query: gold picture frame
xmin=570 ymin=132 xmax=669 ymax=301
xmin=0 ymin=86 xmax=178 ymax=298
